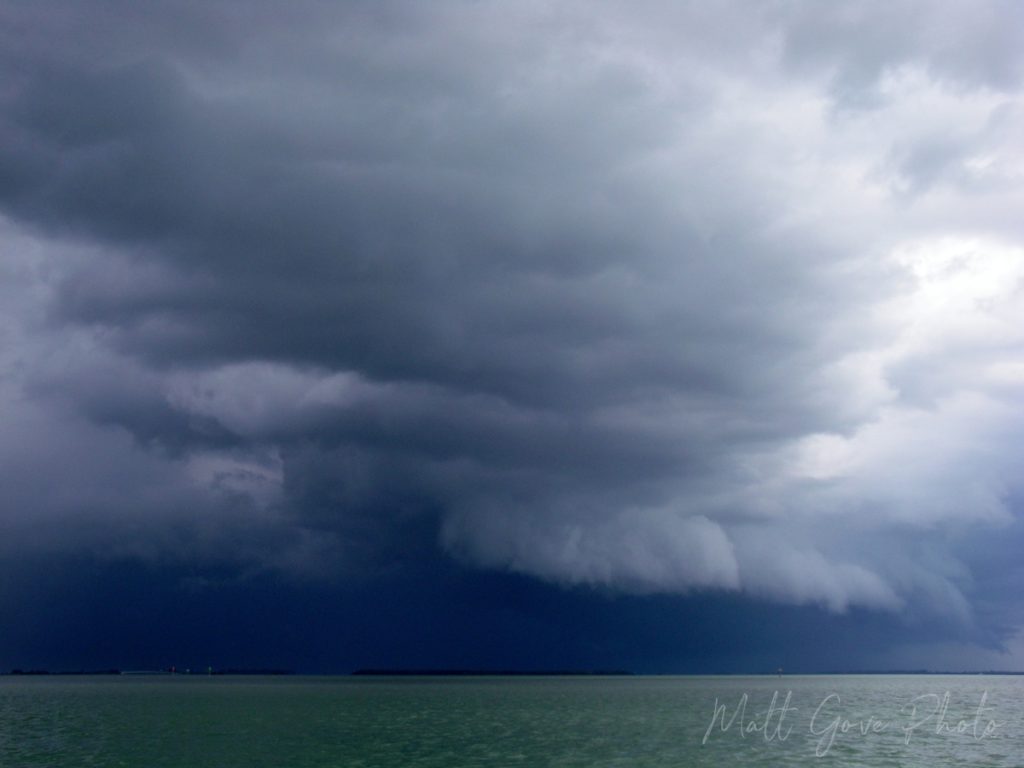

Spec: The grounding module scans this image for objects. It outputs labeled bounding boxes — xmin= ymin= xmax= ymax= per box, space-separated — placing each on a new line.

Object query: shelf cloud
xmin=1 ymin=0 xmax=1023 ymax=669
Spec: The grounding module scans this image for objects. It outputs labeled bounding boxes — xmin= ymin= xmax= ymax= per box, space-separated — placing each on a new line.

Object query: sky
xmin=1 ymin=0 xmax=1024 ymax=673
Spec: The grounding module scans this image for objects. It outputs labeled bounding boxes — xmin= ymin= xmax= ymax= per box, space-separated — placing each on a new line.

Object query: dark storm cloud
xmin=2 ymin=1 xmax=1024 ymax=667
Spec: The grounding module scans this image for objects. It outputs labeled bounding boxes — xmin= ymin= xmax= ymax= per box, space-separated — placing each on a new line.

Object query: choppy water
xmin=0 ymin=674 xmax=1020 ymax=766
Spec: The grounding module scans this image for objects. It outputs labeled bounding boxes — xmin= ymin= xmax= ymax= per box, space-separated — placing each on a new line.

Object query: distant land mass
xmin=5 ymin=668 xmax=294 ymax=676
xmin=350 ymin=669 xmax=635 ymax=676
xmin=5 ymin=668 xmax=1023 ymax=676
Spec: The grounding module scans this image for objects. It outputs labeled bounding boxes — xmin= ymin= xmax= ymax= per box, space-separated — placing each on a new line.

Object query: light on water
xmin=1 ymin=674 xmax=1021 ymax=767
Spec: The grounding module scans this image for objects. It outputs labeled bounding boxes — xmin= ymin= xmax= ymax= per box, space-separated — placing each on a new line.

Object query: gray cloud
xmin=1 ymin=1 xmax=1023 ymax=661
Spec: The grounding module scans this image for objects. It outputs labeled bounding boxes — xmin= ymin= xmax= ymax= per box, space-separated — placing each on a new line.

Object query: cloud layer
xmin=1 ymin=1 xmax=1023 ymax=658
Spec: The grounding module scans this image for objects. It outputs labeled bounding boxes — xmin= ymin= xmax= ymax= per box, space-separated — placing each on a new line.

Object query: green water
xmin=0 ymin=675 xmax=1020 ymax=766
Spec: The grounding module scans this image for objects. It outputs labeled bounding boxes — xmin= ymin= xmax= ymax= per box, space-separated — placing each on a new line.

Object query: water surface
xmin=1 ymin=674 xmax=1020 ymax=766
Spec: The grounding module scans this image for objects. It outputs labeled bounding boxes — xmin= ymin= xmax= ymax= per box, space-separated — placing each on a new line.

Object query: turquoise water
xmin=0 ymin=675 xmax=1020 ymax=766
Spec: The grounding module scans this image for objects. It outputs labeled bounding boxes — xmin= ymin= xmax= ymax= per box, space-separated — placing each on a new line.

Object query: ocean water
xmin=0 ymin=674 xmax=1020 ymax=766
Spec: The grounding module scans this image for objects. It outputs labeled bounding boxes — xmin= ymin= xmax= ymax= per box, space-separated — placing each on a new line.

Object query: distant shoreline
xmin=351 ymin=669 xmax=634 ymax=676
xmin=4 ymin=669 xmax=1023 ymax=677
xmin=3 ymin=668 xmax=295 ymax=676
xmin=350 ymin=669 xmax=1024 ymax=676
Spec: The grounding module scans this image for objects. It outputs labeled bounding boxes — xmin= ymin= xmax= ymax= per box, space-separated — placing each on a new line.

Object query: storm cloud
xmin=1 ymin=1 xmax=1023 ymax=668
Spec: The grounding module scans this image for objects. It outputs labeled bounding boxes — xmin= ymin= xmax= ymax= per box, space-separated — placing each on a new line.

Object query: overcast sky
xmin=2 ymin=0 xmax=1023 ymax=672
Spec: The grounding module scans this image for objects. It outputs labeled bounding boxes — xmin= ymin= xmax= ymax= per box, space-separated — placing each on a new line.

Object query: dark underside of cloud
xmin=1 ymin=0 xmax=1023 ymax=671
